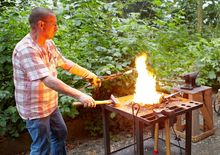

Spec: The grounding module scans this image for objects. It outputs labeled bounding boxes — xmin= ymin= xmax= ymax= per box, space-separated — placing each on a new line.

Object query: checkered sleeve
xmin=18 ymin=47 xmax=50 ymax=81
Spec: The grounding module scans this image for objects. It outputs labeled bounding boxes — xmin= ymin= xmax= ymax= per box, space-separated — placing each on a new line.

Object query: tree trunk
xmin=196 ymin=0 xmax=203 ymax=33
xmin=53 ymin=0 xmax=58 ymax=7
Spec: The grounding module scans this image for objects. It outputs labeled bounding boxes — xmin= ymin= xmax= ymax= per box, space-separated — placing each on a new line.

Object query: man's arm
xmin=60 ymin=58 xmax=74 ymax=70
xmin=60 ymin=59 xmax=101 ymax=87
xmin=42 ymin=75 xmax=96 ymax=107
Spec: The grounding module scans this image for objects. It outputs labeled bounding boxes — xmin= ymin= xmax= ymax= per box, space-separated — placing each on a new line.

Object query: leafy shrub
xmin=0 ymin=6 xmax=29 ymax=138
xmin=1 ymin=0 xmax=220 ymax=138
xmin=196 ymin=38 xmax=220 ymax=87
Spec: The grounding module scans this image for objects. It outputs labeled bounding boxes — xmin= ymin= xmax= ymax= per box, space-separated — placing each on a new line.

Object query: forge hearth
xmin=101 ymin=94 xmax=202 ymax=155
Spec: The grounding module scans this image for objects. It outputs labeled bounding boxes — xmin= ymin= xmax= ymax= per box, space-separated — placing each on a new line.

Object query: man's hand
xmin=78 ymin=93 xmax=96 ymax=107
xmin=89 ymin=76 xmax=102 ymax=87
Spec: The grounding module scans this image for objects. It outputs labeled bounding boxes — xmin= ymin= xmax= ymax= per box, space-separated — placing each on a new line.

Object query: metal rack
xmin=101 ymin=95 xmax=202 ymax=155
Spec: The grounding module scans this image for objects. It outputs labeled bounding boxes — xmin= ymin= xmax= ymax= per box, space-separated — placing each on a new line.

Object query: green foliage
xmin=196 ymin=38 xmax=220 ymax=87
xmin=0 ymin=106 xmax=25 ymax=137
xmin=0 ymin=5 xmax=30 ymax=138
xmin=1 ymin=0 xmax=220 ymax=138
xmin=84 ymin=115 xmax=103 ymax=137
xmin=59 ymin=95 xmax=79 ymax=118
xmin=0 ymin=7 xmax=29 ymax=89
xmin=55 ymin=0 xmax=136 ymax=75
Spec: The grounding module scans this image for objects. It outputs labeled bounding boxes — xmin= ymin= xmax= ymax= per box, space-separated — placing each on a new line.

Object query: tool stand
xmin=172 ymin=86 xmax=215 ymax=142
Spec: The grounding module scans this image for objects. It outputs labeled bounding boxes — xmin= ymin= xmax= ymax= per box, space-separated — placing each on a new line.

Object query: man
xmin=12 ymin=7 xmax=101 ymax=155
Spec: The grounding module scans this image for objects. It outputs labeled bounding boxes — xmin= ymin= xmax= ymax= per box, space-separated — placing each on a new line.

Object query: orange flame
xmin=133 ymin=54 xmax=162 ymax=105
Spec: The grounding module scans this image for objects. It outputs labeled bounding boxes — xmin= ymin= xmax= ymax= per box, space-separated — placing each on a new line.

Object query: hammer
xmin=72 ymin=94 xmax=120 ymax=107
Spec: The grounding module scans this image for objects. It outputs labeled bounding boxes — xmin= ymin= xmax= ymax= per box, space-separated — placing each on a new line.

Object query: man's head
xmin=29 ymin=7 xmax=58 ymax=39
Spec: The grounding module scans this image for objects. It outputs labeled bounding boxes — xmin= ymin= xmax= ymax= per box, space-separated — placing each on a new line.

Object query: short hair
xmin=28 ymin=7 xmax=54 ymax=28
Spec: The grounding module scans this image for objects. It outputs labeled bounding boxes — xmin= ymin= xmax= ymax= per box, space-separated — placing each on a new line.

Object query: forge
xmin=100 ymin=54 xmax=203 ymax=155
xmin=101 ymin=94 xmax=202 ymax=155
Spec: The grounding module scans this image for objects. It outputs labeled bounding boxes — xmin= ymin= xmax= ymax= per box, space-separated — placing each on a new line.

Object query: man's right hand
xmin=41 ymin=75 xmax=96 ymax=108
xmin=78 ymin=93 xmax=96 ymax=108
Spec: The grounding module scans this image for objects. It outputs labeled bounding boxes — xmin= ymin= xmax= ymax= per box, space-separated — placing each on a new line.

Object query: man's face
xmin=41 ymin=14 xmax=58 ymax=39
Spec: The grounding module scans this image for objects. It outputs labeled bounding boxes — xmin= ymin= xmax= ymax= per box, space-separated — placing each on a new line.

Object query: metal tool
xmin=164 ymin=91 xmax=182 ymax=100
xmin=160 ymin=91 xmax=182 ymax=105
xmin=72 ymin=94 xmax=120 ymax=107
xmin=98 ymin=69 xmax=134 ymax=81
xmin=153 ymin=108 xmax=175 ymax=155
xmin=82 ymin=69 xmax=135 ymax=89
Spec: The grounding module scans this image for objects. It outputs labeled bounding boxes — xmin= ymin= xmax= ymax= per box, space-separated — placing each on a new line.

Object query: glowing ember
xmin=133 ymin=54 xmax=162 ymax=105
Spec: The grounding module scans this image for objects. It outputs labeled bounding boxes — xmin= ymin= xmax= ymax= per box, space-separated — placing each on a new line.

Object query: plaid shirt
xmin=12 ymin=34 xmax=65 ymax=120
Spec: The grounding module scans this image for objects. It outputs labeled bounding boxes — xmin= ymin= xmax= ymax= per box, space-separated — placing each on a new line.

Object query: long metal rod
xmin=135 ymin=117 xmax=144 ymax=155
xmin=102 ymin=105 xmax=111 ymax=155
xmin=185 ymin=111 xmax=192 ymax=155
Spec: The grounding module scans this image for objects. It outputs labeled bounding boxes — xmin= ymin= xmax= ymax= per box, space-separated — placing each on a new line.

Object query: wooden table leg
xmin=164 ymin=119 xmax=171 ymax=155
xmin=154 ymin=123 xmax=159 ymax=154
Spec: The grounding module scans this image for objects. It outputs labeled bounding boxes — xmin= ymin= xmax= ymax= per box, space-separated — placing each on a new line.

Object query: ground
xmin=66 ymin=109 xmax=220 ymax=155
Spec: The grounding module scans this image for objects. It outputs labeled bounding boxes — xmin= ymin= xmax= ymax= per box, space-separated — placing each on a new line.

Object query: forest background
xmin=0 ymin=0 xmax=220 ymax=139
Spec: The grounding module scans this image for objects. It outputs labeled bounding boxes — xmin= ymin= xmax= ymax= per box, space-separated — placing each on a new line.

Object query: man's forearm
xmin=42 ymin=75 xmax=83 ymax=100
xmin=60 ymin=59 xmax=95 ymax=79
xmin=60 ymin=59 xmax=101 ymax=87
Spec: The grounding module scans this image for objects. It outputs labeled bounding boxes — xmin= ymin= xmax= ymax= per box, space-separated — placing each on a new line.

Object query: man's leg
xmin=26 ymin=117 xmax=50 ymax=155
xmin=50 ymin=108 xmax=68 ymax=155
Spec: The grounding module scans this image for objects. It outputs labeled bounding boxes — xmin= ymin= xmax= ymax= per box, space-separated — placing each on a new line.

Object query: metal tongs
xmin=83 ymin=69 xmax=135 ymax=89
xmin=161 ymin=91 xmax=183 ymax=104
xmin=98 ymin=69 xmax=134 ymax=81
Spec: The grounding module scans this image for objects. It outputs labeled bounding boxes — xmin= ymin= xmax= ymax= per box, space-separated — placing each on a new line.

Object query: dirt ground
xmin=66 ymin=109 xmax=220 ymax=155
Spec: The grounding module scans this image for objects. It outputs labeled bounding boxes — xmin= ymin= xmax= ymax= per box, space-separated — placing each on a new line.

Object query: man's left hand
xmin=89 ymin=77 xmax=101 ymax=87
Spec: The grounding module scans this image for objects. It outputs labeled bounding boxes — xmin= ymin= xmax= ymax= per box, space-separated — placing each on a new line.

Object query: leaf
xmin=110 ymin=112 xmax=116 ymax=119
xmin=74 ymin=19 xmax=81 ymax=26
xmin=113 ymin=51 xmax=122 ymax=57
xmin=0 ymin=118 xmax=6 ymax=127
xmin=152 ymin=0 xmax=162 ymax=6
xmin=95 ymin=46 xmax=107 ymax=52
xmin=217 ymin=77 xmax=220 ymax=83
xmin=5 ymin=106 xmax=16 ymax=114
xmin=207 ymin=71 xmax=216 ymax=79
xmin=11 ymin=114 xmax=19 ymax=123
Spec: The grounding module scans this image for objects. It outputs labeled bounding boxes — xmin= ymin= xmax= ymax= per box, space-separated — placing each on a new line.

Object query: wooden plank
xmin=200 ymin=105 xmax=213 ymax=130
xmin=175 ymin=128 xmax=215 ymax=143
xmin=203 ymin=89 xmax=213 ymax=130
xmin=154 ymin=123 xmax=159 ymax=154
xmin=164 ymin=119 xmax=171 ymax=155
xmin=172 ymin=86 xmax=211 ymax=95
xmin=189 ymin=93 xmax=200 ymax=136
xmin=175 ymin=115 xmax=185 ymax=131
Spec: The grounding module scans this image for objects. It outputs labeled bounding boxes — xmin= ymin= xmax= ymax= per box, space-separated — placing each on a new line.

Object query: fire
xmin=133 ymin=54 xmax=162 ymax=105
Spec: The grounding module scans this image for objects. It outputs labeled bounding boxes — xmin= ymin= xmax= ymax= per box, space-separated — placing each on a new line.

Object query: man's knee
xmin=52 ymin=123 xmax=68 ymax=141
xmin=59 ymin=125 xmax=68 ymax=140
